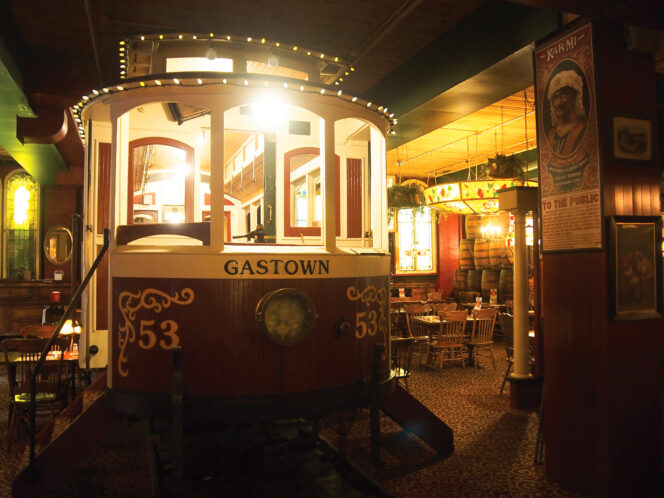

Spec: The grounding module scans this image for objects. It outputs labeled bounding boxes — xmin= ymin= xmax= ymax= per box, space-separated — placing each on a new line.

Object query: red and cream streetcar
xmin=77 ymin=33 xmax=393 ymax=421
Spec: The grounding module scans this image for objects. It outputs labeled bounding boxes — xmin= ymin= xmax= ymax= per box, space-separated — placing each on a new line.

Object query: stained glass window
xmin=4 ymin=171 xmax=40 ymax=279
xmin=395 ymin=207 xmax=436 ymax=274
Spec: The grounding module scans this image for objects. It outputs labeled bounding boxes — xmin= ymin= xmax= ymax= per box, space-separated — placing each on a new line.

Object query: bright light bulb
xmin=253 ymin=96 xmax=285 ymax=128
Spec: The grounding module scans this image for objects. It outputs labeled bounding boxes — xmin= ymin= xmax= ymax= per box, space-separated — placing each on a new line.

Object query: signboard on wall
xmin=536 ymin=22 xmax=603 ymax=252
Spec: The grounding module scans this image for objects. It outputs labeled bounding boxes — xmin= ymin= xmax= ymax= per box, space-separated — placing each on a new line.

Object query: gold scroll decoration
xmin=117 ymin=288 xmax=195 ymax=377
xmin=346 ymin=285 xmax=388 ymax=340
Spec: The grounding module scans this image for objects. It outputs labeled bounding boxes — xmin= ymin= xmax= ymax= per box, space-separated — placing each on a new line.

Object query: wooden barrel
xmin=503 ymin=245 xmax=514 ymax=267
xmin=467 ymin=270 xmax=482 ymax=293
xmin=453 ymin=269 xmax=468 ymax=291
xmin=481 ymin=269 xmax=500 ymax=300
xmin=499 ymin=268 xmax=514 ymax=300
xmin=459 ymin=239 xmax=474 ymax=269
xmin=473 ymin=239 xmax=490 ymax=269
xmin=489 ymin=239 xmax=506 ymax=268
xmin=465 ymin=214 xmax=484 ymax=239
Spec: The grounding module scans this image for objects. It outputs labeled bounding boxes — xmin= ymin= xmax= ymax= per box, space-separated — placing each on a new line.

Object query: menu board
xmin=536 ymin=22 xmax=603 ymax=252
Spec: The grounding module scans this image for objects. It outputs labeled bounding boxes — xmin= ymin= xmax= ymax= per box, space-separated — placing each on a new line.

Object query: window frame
xmin=127 ymin=137 xmax=195 ymax=225
xmin=283 ymin=147 xmax=340 ymax=237
xmin=2 ymin=169 xmax=40 ymax=279
xmin=393 ymin=207 xmax=438 ymax=276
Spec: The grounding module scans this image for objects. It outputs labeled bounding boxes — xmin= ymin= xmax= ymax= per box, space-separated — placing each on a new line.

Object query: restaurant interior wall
xmin=0 ymin=164 xmax=79 ymax=336
xmin=540 ymin=20 xmax=663 ymax=497
xmin=435 ymin=213 xmax=461 ymax=298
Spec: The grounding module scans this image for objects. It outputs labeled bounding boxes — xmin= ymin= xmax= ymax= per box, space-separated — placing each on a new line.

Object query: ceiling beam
xmin=0 ymin=35 xmax=67 ymax=185
xmin=364 ymin=1 xmax=560 ymax=120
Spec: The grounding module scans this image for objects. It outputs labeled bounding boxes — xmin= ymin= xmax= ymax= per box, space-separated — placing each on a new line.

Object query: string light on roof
xmin=122 ymin=33 xmax=352 ymax=71
xmin=72 ymin=75 xmax=390 ymax=143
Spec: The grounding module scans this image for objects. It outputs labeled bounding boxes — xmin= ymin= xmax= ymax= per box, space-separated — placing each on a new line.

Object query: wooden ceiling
xmin=387 ymin=87 xmax=537 ymax=180
xmin=3 ymin=0 xmax=483 ymax=102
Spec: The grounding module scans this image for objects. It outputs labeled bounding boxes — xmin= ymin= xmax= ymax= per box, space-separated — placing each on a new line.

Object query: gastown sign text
xmin=223 ymin=258 xmax=330 ymax=276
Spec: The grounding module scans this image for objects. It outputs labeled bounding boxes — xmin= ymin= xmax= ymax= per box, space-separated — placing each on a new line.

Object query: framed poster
xmin=612 ymin=116 xmax=652 ymax=161
xmin=609 ymin=216 xmax=662 ymax=321
xmin=536 ymin=22 xmax=603 ymax=252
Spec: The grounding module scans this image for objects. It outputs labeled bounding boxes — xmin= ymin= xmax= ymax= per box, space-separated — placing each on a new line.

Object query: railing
xmin=26 ymin=228 xmax=110 ymax=481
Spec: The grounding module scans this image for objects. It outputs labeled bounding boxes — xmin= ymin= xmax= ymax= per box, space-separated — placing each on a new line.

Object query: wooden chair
xmin=390 ymin=301 xmax=406 ymax=337
xmin=427 ymin=310 xmax=468 ymax=371
xmin=498 ymin=313 xmax=535 ymax=394
xmin=403 ymin=303 xmax=432 ymax=366
xmin=2 ymin=338 xmax=70 ymax=449
xmin=468 ymin=307 xmax=498 ymax=369
xmin=429 ymin=289 xmax=443 ymax=301
xmin=391 ymin=337 xmax=414 ymax=391
xmin=431 ymin=302 xmax=457 ymax=314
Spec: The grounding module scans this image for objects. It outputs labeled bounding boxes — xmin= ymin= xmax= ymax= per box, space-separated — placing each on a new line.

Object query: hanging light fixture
xmin=424 ymin=178 xmax=536 ymax=215
xmin=424 ymin=94 xmax=537 ymax=215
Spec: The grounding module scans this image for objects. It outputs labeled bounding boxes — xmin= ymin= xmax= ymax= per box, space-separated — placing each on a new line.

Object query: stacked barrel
xmin=454 ymin=213 xmax=513 ymax=302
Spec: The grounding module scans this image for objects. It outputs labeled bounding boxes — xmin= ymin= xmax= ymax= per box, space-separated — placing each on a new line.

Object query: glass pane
xmin=396 ymin=208 xmax=434 ymax=273
xmin=224 ymin=104 xmax=271 ymax=242
xmin=397 ymin=209 xmax=414 ymax=271
xmin=5 ymin=171 xmax=39 ymax=279
xmin=132 ymin=143 xmax=187 ymax=223
xmin=295 ymin=183 xmax=308 ymax=226
xmin=334 ymin=117 xmax=372 ymax=245
xmin=288 ymin=152 xmax=320 ymax=230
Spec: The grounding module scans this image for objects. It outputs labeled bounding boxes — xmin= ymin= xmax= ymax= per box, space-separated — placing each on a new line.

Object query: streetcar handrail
xmin=26 ymin=228 xmax=110 ymax=481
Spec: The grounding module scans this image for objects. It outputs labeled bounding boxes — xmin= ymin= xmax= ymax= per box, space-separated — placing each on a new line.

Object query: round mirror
xmin=44 ymin=225 xmax=73 ymax=266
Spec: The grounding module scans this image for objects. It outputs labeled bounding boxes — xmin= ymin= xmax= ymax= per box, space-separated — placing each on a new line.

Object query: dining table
xmin=4 ymin=350 xmax=80 ymax=403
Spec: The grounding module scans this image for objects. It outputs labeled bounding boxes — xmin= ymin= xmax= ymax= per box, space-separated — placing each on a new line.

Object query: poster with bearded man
xmin=536 ymin=23 xmax=602 ymax=252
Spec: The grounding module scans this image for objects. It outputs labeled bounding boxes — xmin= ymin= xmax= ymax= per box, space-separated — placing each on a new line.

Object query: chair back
xmin=403 ymin=303 xmax=431 ymax=338
xmin=430 ymin=289 xmax=443 ymax=300
xmin=438 ymin=310 xmax=468 ymax=342
xmin=391 ymin=337 xmax=414 ymax=384
xmin=390 ymin=301 xmax=405 ymax=336
xmin=2 ymin=338 xmax=69 ymax=404
xmin=499 ymin=313 xmax=514 ymax=358
xmin=471 ymin=307 xmax=498 ymax=344
xmin=431 ymin=302 xmax=457 ymax=314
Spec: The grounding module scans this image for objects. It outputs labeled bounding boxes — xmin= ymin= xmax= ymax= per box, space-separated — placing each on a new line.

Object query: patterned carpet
xmin=0 ymin=343 xmax=585 ymax=497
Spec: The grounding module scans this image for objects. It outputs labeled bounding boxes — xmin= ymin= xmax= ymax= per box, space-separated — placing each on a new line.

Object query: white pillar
xmin=322 ymin=118 xmax=336 ymax=252
xmin=512 ymin=209 xmax=530 ymax=378
xmin=210 ymin=110 xmax=224 ymax=251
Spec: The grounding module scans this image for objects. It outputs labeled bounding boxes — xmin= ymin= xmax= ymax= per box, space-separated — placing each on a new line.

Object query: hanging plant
xmin=487 ymin=154 xmax=525 ymax=180
xmin=387 ymin=183 xmax=426 ymax=210
xmin=387 ymin=183 xmax=426 ymax=221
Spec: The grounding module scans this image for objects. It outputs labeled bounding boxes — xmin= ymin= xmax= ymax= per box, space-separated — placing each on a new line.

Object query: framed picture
xmin=612 ymin=116 xmax=652 ymax=161
xmin=609 ymin=216 xmax=662 ymax=320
